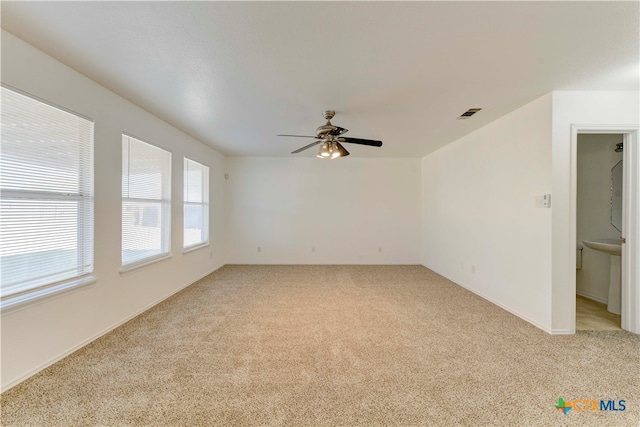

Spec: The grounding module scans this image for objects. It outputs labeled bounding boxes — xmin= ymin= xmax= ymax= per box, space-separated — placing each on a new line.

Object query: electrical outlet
xmin=311 ymin=246 xmax=315 ymax=253
xmin=471 ymin=265 xmax=476 ymax=274
xmin=257 ymin=246 xmax=261 ymax=253
xmin=378 ymin=247 xmax=382 ymax=253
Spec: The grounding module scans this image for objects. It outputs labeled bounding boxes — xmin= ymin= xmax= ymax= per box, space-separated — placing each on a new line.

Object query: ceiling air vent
xmin=457 ymin=108 xmax=482 ymax=119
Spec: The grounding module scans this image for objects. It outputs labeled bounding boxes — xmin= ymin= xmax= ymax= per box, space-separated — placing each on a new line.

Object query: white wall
xmin=0 ymin=31 xmax=226 ymax=391
xmin=551 ymin=91 xmax=639 ymax=333
xmin=225 ymin=157 xmax=421 ymax=264
xmin=421 ymin=94 xmax=553 ymax=331
xmin=576 ymin=134 xmax=623 ymax=302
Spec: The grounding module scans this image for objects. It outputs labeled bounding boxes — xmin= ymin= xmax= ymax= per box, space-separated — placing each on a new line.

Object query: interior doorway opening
xmin=570 ymin=126 xmax=639 ymax=335
xmin=575 ymin=134 xmax=623 ymax=331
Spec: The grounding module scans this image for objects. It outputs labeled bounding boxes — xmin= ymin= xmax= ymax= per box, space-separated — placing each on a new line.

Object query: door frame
xmin=570 ymin=125 xmax=639 ymax=334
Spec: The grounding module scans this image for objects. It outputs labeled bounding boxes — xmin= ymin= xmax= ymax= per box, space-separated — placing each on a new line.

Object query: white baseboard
xmin=1 ymin=264 xmax=224 ymax=393
xmin=576 ymin=291 xmax=608 ymax=305
xmin=550 ymin=328 xmax=573 ymax=335
xmin=421 ymin=264 xmax=555 ymax=334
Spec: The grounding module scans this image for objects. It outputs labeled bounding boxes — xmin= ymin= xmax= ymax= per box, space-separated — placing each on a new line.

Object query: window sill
xmin=1 ymin=275 xmax=97 ymax=315
xmin=183 ymin=242 xmax=210 ymax=254
xmin=120 ymin=253 xmax=173 ymax=276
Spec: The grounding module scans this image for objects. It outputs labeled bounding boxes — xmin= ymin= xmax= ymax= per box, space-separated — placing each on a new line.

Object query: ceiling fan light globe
xmin=335 ymin=141 xmax=350 ymax=158
xmin=318 ymin=142 xmax=332 ymax=158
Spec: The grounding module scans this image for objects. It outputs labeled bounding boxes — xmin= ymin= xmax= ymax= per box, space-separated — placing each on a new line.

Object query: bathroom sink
xmin=582 ymin=239 xmax=622 ymax=256
xmin=581 ymin=239 xmax=623 ymax=315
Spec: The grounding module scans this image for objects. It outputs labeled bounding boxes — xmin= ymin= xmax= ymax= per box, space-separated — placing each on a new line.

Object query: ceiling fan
xmin=278 ymin=110 xmax=383 ymax=159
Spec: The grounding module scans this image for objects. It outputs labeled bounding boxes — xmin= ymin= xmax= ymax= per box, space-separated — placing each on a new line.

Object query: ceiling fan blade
xmin=339 ymin=137 xmax=383 ymax=147
xmin=291 ymin=140 xmax=322 ymax=154
xmin=277 ymin=134 xmax=317 ymax=138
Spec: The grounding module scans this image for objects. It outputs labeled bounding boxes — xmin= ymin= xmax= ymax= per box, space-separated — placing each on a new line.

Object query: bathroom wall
xmin=576 ymin=134 xmax=623 ymax=302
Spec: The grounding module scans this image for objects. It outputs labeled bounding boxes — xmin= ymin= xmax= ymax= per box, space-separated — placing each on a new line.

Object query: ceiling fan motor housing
xmin=316 ymin=111 xmax=346 ymax=138
xmin=316 ymin=124 xmax=338 ymax=138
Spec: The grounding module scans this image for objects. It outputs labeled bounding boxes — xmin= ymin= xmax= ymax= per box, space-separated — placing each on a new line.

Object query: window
xmin=183 ymin=158 xmax=209 ymax=249
xmin=122 ymin=135 xmax=171 ymax=269
xmin=1 ymin=86 xmax=94 ymax=307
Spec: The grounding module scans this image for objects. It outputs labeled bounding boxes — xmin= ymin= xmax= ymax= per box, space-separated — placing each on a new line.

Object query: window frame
xmin=0 ymin=85 xmax=95 ymax=310
xmin=183 ymin=157 xmax=210 ymax=251
xmin=121 ymin=133 xmax=172 ymax=272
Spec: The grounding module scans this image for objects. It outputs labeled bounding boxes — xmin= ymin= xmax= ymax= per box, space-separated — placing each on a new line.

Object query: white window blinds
xmin=183 ymin=158 xmax=209 ymax=249
xmin=1 ymin=86 xmax=94 ymax=302
xmin=122 ymin=135 xmax=171 ymax=268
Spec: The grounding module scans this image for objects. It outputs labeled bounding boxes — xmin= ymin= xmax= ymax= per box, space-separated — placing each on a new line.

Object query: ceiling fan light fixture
xmin=335 ymin=141 xmax=350 ymax=158
xmin=317 ymin=141 xmax=349 ymax=159
xmin=330 ymin=142 xmax=341 ymax=159
xmin=317 ymin=142 xmax=331 ymax=158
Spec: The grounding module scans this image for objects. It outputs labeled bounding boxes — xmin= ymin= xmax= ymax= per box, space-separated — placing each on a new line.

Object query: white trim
xmin=570 ymin=125 xmax=640 ymax=335
xmin=120 ymin=253 xmax=173 ymax=275
xmin=0 ymin=82 xmax=94 ymax=123
xmin=1 ymin=275 xmax=96 ymax=315
xmin=1 ymin=85 xmax=95 ymax=311
xmin=1 ymin=263 xmax=224 ymax=393
xmin=422 ymin=264 xmax=554 ymax=334
xmin=576 ymin=291 xmax=608 ymax=305
xmin=183 ymin=242 xmax=210 ymax=254
xmin=622 ymin=130 xmax=640 ymax=333
xmin=121 ymin=134 xmax=172 ymax=268
xmin=122 ymin=131 xmax=160 ymax=151
xmin=183 ymin=157 xmax=209 ymax=250
xmin=550 ymin=329 xmax=573 ymax=335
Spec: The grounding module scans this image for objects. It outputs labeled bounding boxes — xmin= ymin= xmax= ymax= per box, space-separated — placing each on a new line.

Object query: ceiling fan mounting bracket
xmin=322 ymin=110 xmax=336 ymax=121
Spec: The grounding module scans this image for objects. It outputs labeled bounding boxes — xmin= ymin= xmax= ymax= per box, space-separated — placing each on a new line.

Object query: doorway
xmin=575 ymin=133 xmax=623 ymax=330
xmin=571 ymin=126 xmax=639 ymax=334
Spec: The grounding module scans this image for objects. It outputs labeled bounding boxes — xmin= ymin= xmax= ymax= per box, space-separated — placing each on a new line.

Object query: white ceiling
xmin=2 ymin=2 xmax=638 ymax=158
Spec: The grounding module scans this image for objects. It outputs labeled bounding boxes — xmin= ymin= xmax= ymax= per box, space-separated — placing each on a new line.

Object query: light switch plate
xmin=535 ymin=194 xmax=551 ymax=208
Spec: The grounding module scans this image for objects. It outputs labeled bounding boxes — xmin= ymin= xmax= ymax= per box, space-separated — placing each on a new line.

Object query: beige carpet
xmin=1 ymin=265 xmax=639 ymax=426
